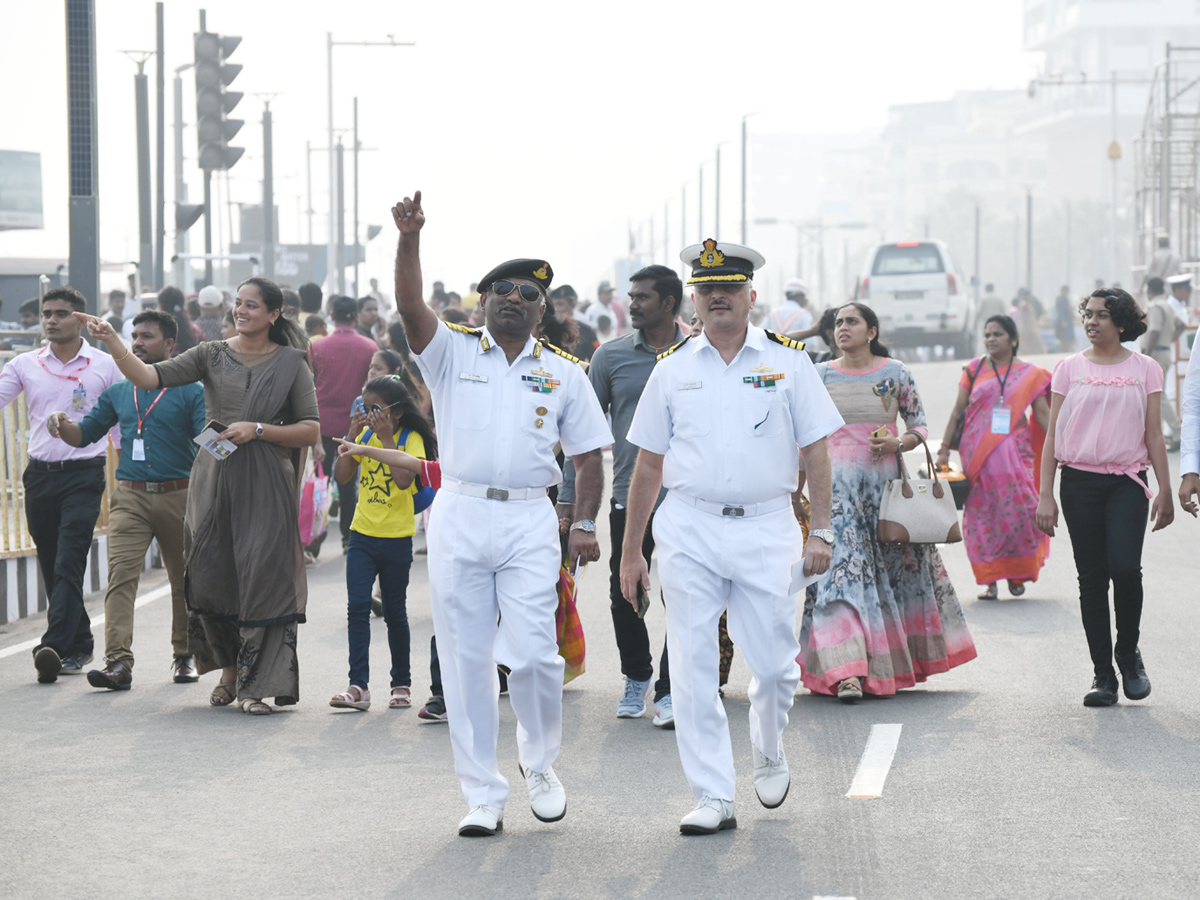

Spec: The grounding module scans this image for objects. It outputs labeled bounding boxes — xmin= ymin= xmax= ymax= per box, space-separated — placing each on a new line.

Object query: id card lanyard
xmin=131 ymin=387 xmax=167 ymax=461
xmin=36 ymin=352 xmax=91 ymax=411
xmin=990 ymin=357 xmax=1014 ymax=435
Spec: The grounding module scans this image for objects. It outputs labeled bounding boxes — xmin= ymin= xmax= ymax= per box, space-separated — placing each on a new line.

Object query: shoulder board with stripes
xmin=656 ymin=335 xmax=691 ymax=361
xmin=543 ymin=342 xmax=580 ymax=364
xmin=446 ymin=322 xmax=483 ymax=338
xmin=765 ymin=330 xmax=805 ymax=351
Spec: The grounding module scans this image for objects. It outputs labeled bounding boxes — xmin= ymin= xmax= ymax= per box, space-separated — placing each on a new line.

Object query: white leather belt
xmin=672 ymin=492 xmax=792 ymax=518
xmin=441 ymin=477 xmax=548 ymax=502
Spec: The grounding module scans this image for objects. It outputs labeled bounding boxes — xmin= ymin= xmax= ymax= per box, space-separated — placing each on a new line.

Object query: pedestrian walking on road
xmin=79 ymin=276 xmax=320 ymax=715
xmin=1037 ymin=287 xmax=1174 ymax=708
xmin=329 ymin=376 xmax=433 ymax=712
xmin=391 ymin=191 xmax=612 ymax=838
xmin=558 ymin=265 xmax=687 ymax=728
xmin=936 ymin=315 xmax=1051 ymax=599
xmin=48 ymin=310 xmax=206 ymax=690
xmin=0 ymin=287 xmax=122 ymax=683
xmin=799 ymin=303 xmax=977 ymax=703
xmin=622 ymin=238 xmax=843 ymax=835
xmin=1140 ymin=277 xmax=1184 ymax=449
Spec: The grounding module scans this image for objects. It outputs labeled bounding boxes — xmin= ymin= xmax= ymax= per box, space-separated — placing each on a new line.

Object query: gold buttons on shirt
xmin=536 ymin=418 xmax=545 ymax=429
xmin=536 ymin=406 xmax=548 ymax=416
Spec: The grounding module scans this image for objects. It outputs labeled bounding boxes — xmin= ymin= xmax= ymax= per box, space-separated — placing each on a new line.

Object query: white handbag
xmin=876 ymin=435 xmax=963 ymax=545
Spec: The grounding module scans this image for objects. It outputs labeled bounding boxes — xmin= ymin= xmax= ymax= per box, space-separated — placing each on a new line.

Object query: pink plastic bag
xmin=299 ymin=462 xmax=332 ymax=546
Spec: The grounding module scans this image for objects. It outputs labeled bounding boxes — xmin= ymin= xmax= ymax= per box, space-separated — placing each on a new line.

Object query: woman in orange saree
xmin=938 ymin=315 xmax=1052 ymax=599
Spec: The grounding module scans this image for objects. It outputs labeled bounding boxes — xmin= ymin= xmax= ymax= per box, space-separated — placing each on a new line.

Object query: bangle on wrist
xmin=112 ymin=346 xmax=130 ymax=362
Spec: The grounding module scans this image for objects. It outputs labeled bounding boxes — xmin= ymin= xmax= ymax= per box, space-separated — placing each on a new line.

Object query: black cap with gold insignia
xmin=478 ymin=258 xmax=554 ymax=295
xmin=680 ymin=238 xmax=766 ymax=285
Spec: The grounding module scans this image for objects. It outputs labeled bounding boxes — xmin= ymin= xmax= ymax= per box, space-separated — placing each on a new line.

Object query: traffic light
xmin=194 ymin=30 xmax=244 ymax=170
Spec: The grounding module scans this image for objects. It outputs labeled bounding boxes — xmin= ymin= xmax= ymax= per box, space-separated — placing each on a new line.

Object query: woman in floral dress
xmin=798 ymin=303 xmax=977 ymax=702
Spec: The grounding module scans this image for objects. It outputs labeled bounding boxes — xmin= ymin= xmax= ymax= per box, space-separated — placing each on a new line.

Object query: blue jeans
xmin=346 ymin=532 xmax=412 ymax=689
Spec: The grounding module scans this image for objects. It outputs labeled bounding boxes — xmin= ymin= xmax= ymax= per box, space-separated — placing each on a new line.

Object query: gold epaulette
xmin=765 ymin=330 xmax=805 ymax=351
xmin=543 ymin=342 xmax=580 ymax=364
xmin=446 ymin=322 xmax=483 ymax=338
xmin=656 ymin=336 xmax=691 ymax=361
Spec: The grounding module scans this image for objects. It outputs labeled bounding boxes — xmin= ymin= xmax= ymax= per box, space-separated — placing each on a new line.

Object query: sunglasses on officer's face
xmin=490 ymin=280 xmax=543 ymax=303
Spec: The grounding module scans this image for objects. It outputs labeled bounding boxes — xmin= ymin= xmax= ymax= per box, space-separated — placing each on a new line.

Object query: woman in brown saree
xmin=77 ymin=276 xmax=320 ymax=715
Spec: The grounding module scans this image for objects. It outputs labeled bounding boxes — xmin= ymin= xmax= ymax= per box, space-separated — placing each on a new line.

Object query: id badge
xmin=72 ymin=384 xmax=86 ymax=411
xmin=132 ymin=438 xmax=146 ymax=461
xmin=990 ymin=406 xmax=1010 ymax=435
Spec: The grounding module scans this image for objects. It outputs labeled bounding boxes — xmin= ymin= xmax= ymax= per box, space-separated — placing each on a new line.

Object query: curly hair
xmin=1078 ymin=287 xmax=1147 ymax=340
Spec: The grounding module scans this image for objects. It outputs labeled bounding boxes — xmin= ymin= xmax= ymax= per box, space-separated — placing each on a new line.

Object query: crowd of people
xmin=3 ymin=195 xmax=1197 ymax=836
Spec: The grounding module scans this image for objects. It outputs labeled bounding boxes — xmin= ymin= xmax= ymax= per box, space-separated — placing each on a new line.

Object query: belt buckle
xmin=721 ymin=505 xmax=745 ymax=518
xmin=486 ymin=487 xmax=510 ymax=501
xmin=145 ymin=481 xmax=162 ymax=493
xmin=48 ymin=460 xmax=64 ymax=472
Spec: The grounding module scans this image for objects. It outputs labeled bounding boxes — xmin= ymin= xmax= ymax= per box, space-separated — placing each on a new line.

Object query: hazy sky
xmin=1 ymin=0 xmax=1037 ymax=301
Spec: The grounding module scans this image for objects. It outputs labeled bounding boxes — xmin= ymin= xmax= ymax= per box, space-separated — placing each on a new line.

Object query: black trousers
xmin=322 ymin=435 xmax=359 ymax=545
xmin=609 ymin=501 xmax=670 ymax=701
xmin=23 ymin=463 xmax=106 ymax=657
xmin=1059 ymin=466 xmax=1149 ymax=676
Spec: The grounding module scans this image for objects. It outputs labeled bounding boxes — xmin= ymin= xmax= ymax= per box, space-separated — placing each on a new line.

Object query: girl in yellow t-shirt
xmin=329 ymin=375 xmax=437 ymax=712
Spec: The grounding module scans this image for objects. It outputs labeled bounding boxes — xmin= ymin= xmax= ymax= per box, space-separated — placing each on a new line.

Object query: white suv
xmin=855 ymin=240 xmax=975 ymax=357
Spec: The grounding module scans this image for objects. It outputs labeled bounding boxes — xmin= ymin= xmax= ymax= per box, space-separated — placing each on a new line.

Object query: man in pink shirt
xmin=0 ymin=287 xmax=122 ymax=683
xmin=309 ymin=294 xmax=379 ymax=551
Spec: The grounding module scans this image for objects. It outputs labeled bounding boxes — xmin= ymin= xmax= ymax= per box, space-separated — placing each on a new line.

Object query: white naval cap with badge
xmin=680 ymin=238 xmax=766 ymax=285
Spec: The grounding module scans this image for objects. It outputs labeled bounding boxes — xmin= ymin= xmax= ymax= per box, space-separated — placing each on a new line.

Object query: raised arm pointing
xmin=391 ymin=190 xmax=439 ymax=355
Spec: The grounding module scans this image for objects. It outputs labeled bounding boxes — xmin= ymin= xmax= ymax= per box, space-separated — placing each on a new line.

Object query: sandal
xmin=241 ymin=698 xmax=273 ymax=715
xmin=837 ymin=677 xmax=863 ymax=703
xmin=1007 ymin=580 xmax=1026 ymax=597
xmin=209 ymin=681 xmax=236 ymax=707
xmin=977 ymin=584 xmax=998 ymax=601
xmin=330 ymin=685 xmax=371 ymax=711
xmin=389 ymin=685 xmax=411 ymax=709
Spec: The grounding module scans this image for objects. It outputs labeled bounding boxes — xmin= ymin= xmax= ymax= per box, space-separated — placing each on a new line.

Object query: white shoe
xmin=752 ymin=743 xmax=790 ymax=809
xmin=652 ymin=693 xmax=675 ymax=729
xmin=520 ymin=763 xmax=566 ymax=823
xmin=458 ymin=805 xmax=504 ymax=837
xmin=679 ymin=796 xmax=736 ymax=835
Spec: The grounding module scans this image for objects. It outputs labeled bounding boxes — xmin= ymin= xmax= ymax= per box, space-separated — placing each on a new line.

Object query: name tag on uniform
xmin=677 ymin=381 xmax=702 ymax=391
xmin=990 ymin=406 xmax=1010 ymax=435
xmin=132 ymin=438 xmax=146 ymax=461
xmin=459 ymin=372 xmax=488 ymax=383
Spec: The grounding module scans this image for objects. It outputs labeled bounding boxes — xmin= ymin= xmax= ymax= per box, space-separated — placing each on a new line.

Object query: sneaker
xmin=679 ymin=796 xmax=736 ymax=835
xmin=652 ymin=694 xmax=675 ymax=729
xmin=418 ymin=695 xmax=448 ymax=721
xmin=34 ymin=647 xmax=62 ymax=684
xmin=60 ymin=651 xmax=94 ymax=675
xmin=1115 ymin=649 xmax=1151 ymax=701
xmin=617 ymin=676 xmax=652 ymax=718
xmin=519 ymin=763 xmax=566 ymax=823
xmin=1083 ymin=673 xmax=1120 ymax=707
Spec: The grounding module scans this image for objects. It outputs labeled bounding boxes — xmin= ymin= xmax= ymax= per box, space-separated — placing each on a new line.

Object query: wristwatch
xmin=570 ymin=519 xmax=596 ymax=534
xmin=810 ymin=528 xmax=835 ymax=546
xmin=254 ymin=422 xmax=264 ymax=439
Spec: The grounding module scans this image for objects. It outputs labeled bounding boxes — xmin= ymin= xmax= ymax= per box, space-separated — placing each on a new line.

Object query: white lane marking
xmin=845 ymin=723 xmax=903 ymax=799
xmin=814 ymin=896 xmax=857 ymax=899
xmin=0 ymin=583 xmax=172 ymax=660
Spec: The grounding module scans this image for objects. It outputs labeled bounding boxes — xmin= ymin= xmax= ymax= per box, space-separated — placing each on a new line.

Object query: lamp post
xmin=715 ymin=140 xmax=732 ymax=241
xmin=741 ymin=112 xmax=760 ymax=244
xmin=327 ymin=34 xmax=414 ymax=296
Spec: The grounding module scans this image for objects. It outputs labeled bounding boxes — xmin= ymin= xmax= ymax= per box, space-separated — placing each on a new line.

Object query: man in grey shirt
xmin=558 ymin=265 xmax=686 ymax=728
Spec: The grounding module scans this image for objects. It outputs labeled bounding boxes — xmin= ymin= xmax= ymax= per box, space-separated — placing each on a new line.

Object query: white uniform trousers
xmin=654 ymin=491 xmax=804 ymax=802
xmin=426 ymin=489 xmax=565 ymax=809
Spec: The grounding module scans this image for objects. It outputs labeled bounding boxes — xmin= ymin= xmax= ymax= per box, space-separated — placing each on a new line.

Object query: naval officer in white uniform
xmin=391 ymin=191 xmax=612 ymax=837
xmin=621 ymin=238 xmax=843 ymax=834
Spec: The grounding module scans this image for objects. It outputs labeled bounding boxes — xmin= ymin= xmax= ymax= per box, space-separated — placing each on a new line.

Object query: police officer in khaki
xmin=621 ymin=239 xmax=843 ymax=834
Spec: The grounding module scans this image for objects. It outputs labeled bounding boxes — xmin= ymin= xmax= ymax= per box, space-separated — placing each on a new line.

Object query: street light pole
xmin=353 ymin=96 xmax=360 ymax=298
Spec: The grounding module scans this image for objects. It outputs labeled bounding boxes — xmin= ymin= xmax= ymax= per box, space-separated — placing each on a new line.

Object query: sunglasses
xmin=491 ymin=280 xmax=543 ymax=303
xmin=367 ymin=400 xmax=403 ymax=414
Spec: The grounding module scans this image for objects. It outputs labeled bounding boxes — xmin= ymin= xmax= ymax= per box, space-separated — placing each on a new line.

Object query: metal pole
xmin=263 ymin=103 xmax=274 ymax=278
xmin=740 ymin=116 xmax=747 ymax=243
xmin=973 ymin=202 xmax=981 ymax=303
xmin=203 ymin=169 xmax=213 ymax=284
xmin=305 ymin=140 xmax=313 ymax=245
xmin=1065 ymin=198 xmax=1071 ymax=291
xmin=698 ymin=165 xmax=704 ymax=237
xmin=664 ymin=199 xmax=669 ymax=264
xmin=1161 ymin=44 xmax=1172 ymax=235
xmin=173 ymin=70 xmax=187 ymax=288
xmin=336 ymin=140 xmax=345 ymax=295
xmin=1111 ymin=70 xmax=1120 ymax=283
xmin=1026 ymin=188 xmax=1033 ymax=292
xmin=327 ymin=32 xmax=336 ymax=295
xmin=135 ymin=66 xmax=153 ymax=293
xmin=681 ymin=184 xmax=687 ymax=280
xmin=353 ymin=96 xmax=360 ymax=298
xmin=715 ymin=145 xmax=721 ymax=241
xmin=66 ymin=0 xmax=101 ymax=314
xmin=155 ymin=2 xmax=165 ymax=289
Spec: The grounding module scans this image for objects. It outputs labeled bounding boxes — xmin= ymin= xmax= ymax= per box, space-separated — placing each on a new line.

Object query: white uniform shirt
xmin=627 ymin=325 xmax=844 ymax=505
xmin=414 ymin=320 xmax=613 ymax=489
xmin=1179 ymin=344 xmax=1200 ymax=475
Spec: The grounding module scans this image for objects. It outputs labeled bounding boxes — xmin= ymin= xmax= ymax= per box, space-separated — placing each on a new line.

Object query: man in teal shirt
xmin=49 ymin=310 xmax=206 ymax=690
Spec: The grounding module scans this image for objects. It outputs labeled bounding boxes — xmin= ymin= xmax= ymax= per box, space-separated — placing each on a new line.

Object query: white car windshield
xmin=871 ymin=244 xmax=944 ymax=276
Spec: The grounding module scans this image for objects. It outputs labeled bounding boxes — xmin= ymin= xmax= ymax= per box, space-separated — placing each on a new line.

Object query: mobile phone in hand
xmin=872 ymin=425 xmax=888 ymax=439
xmin=636 ymin=582 xmax=651 ymax=619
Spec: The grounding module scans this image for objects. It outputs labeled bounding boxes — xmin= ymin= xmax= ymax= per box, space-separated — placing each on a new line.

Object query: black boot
xmin=1115 ymin=649 xmax=1151 ymax=701
xmin=1083 ymin=673 xmax=1119 ymax=707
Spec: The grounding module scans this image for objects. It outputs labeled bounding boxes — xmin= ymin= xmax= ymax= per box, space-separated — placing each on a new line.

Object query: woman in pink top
xmin=1036 ymin=288 xmax=1174 ymax=708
